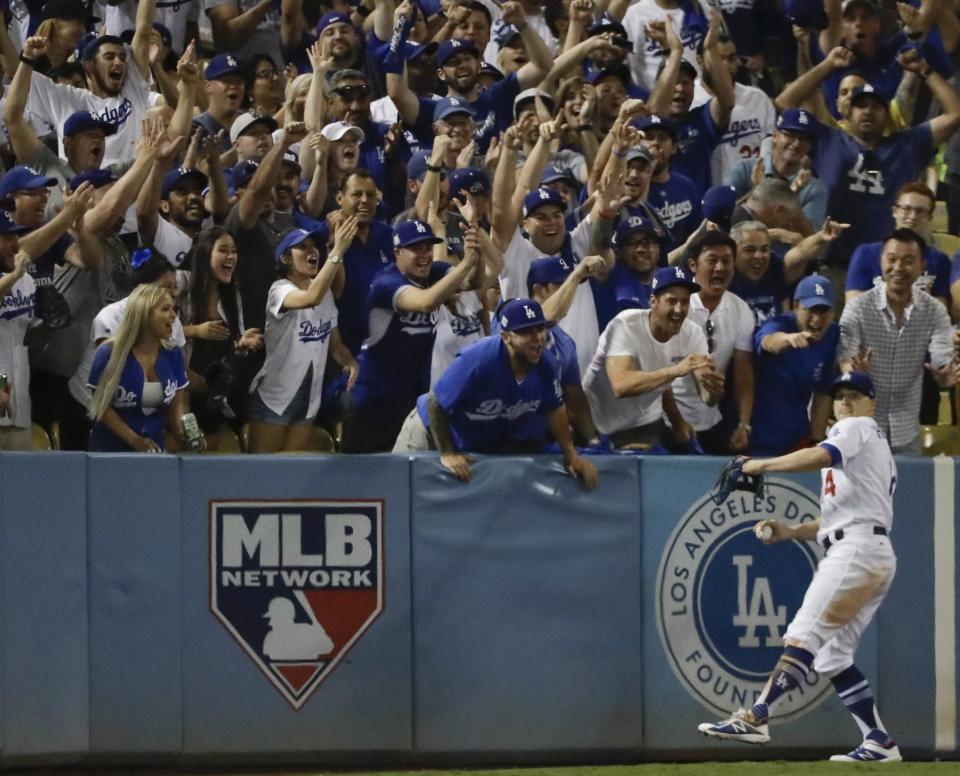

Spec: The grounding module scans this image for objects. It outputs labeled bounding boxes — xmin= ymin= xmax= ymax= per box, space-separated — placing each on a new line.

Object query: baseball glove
xmin=711 ymin=456 xmax=764 ymax=505
xmin=34 ymin=284 xmax=71 ymax=329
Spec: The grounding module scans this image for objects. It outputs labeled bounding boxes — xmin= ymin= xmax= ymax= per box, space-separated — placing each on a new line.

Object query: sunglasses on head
xmin=334 ymin=84 xmax=371 ymax=101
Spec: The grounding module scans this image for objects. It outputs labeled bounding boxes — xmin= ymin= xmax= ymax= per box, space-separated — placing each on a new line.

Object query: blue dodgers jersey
xmin=607 ymin=262 xmax=653 ymax=313
xmin=749 ymin=313 xmax=839 ymax=456
xmin=316 ymin=219 xmax=395 ymax=355
xmin=846 ymin=241 xmax=950 ymax=298
xmin=813 ymin=123 xmax=934 ymax=267
xmin=673 ymin=103 xmax=722 ymax=196
xmin=648 ymin=173 xmax=702 ymax=251
xmin=728 ymin=253 xmax=788 ymax=327
xmin=87 ymin=343 xmax=188 ymax=449
xmin=416 ymin=335 xmax=564 ymax=453
xmin=470 ymin=73 xmax=521 ymax=152
xmin=352 ymin=261 xmax=453 ymax=404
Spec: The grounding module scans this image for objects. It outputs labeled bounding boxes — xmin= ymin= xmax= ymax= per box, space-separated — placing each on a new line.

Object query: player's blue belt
xmin=823 ymin=525 xmax=887 ymax=552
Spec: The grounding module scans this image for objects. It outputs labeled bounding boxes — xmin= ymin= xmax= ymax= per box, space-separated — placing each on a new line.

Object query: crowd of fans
xmin=0 ymin=0 xmax=959 ymax=479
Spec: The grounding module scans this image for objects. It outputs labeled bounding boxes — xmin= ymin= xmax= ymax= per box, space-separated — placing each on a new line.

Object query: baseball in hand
xmin=755 ymin=523 xmax=773 ymax=541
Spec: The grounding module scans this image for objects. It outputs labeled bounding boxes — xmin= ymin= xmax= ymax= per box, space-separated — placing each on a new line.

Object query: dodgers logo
xmin=210 ymin=500 xmax=384 ymax=709
xmin=656 ymin=479 xmax=831 ymax=720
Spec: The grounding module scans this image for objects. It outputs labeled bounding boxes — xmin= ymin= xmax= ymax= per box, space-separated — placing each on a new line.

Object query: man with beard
xmin=778 ymin=46 xmax=960 ymax=288
xmin=282 ymin=11 xmax=364 ymax=79
xmin=230 ymin=112 xmax=278 ymax=162
xmin=193 ymin=54 xmax=246 ymax=152
xmin=749 ymin=274 xmax=839 ymax=456
xmin=724 ymin=109 xmax=828 ymax=231
xmin=314 ymin=170 xmax=397 ymax=355
xmin=21 ymin=0 xmax=157 ymax=165
xmin=137 ymin=167 xmax=209 ymax=269
xmin=839 ymin=229 xmax=960 ymax=453
xmin=636 ymin=115 xmax=702 ymax=253
xmin=671 ymin=231 xmax=754 ymax=453
xmin=387 ymin=1 xmax=552 ymax=151
xmin=226 ymin=122 xmax=309 ymax=331
xmin=600 ymin=215 xmax=661 ymax=314
xmin=583 ymin=265 xmax=720 ymax=451
xmin=846 ymin=183 xmax=950 ymax=306
xmin=647 ymin=10 xmax=734 ymax=195
xmin=393 ymin=297 xmax=598 ymax=489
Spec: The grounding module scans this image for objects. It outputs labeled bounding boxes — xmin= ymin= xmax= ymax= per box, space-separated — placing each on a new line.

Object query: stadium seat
xmin=932 ymin=232 xmax=960 ymax=257
xmin=30 ymin=424 xmax=52 ymax=451
xmin=932 ymin=200 xmax=949 ymax=233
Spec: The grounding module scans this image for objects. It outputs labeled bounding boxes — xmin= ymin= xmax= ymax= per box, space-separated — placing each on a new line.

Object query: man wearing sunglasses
xmin=671 ymin=230 xmax=754 ymax=453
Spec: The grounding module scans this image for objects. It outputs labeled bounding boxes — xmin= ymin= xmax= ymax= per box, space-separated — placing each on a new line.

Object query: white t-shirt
xmin=692 ymin=81 xmax=776 ymax=185
xmin=499 ymin=218 xmax=598 ymax=377
xmin=671 ymin=291 xmax=753 ymax=430
xmin=202 ymin=0 xmax=284 ymax=76
xmin=104 ymin=0 xmax=201 ymax=53
xmin=68 ymin=294 xmax=187 ymax=407
xmin=0 ymin=273 xmax=36 ymax=428
xmin=431 ymin=292 xmax=485 ymax=386
xmin=26 ymin=50 xmax=152 ymax=166
xmin=583 ymin=308 xmax=707 ymax=434
xmin=153 ymin=218 xmax=195 ymax=269
xmin=622 ymin=0 xmax=700 ymax=91
xmin=250 ymin=279 xmax=339 ymax=419
xmin=818 ymin=415 xmax=897 ymax=540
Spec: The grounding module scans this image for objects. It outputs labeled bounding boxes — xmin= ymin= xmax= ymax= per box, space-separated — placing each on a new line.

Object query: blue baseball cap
xmin=588 ymin=12 xmax=628 ymax=38
xmin=0 ymin=166 xmax=57 ymax=199
xmin=317 ymin=12 xmax=354 ymax=33
xmin=495 ymin=24 xmax=522 ymax=49
xmin=394 ymin=219 xmax=444 ymax=247
xmin=612 ymin=215 xmax=659 ymax=248
xmin=522 ymin=187 xmax=566 ymax=217
xmin=69 ymin=168 xmax=117 ymax=190
xmin=634 ymin=114 xmax=678 ymax=139
xmin=403 ymin=39 xmax=437 ymax=61
xmin=499 ymin=298 xmax=546 ymax=332
xmin=776 ymin=107 xmax=820 ymax=136
xmin=275 ymin=228 xmax=323 ymax=261
xmin=229 ymin=160 xmax=259 ymax=189
xmin=407 ymin=149 xmax=442 ymax=182
xmin=63 ymin=110 xmax=117 ymax=138
xmin=152 ymin=21 xmax=172 ymax=49
xmin=794 ymin=273 xmax=834 ymax=308
xmin=831 ymin=371 xmax=876 ymax=398
xmin=437 ymin=38 xmax=479 ymax=66
xmin=850 ymin=83 xmax=887 ymax=108
xmin=702 ymin=185 xmax=738 ymax=230
xmin=527 ymin=257 xmax=574 ymax=292
xmin=433 ymin=96 xmax=476 ymax=122
xmin=587 ymin=64 xmax=631 ymax=87
xmin=204 ymin=53 xmax=242 ymax=80
xmin=540 ymin=165 xmax=577 ymax=186
xmin=449 ymin=167 xmax=490 ymax=197
xmin=0 ymin=210 xmax=29 ymax=234
xmin=479 ymin=62 xmax=504 ymax=81
xmin=161 ymin=167 xmax=208 ymax=198
xmin=651 ymin=265 xmax=700 ymax=295
xmin=79 ymin=34 xmax=122 ymax=61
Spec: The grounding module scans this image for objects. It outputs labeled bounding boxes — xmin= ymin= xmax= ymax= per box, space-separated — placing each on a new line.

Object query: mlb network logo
xmin=210 ymin=499 xmax=384 ymax=709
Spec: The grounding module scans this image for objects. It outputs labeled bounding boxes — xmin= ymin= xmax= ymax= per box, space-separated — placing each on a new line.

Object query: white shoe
xmin=829 ymin=738 xmax=903 ymax=762
xmin=697 ymin=708 xmax=770 ymax=744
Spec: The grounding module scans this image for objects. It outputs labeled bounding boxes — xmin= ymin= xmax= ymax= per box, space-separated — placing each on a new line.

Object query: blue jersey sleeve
xmin=537 ymin=350 xmax=565 ymax=412
xmin=845 ymin=243 xmax=878 ymax=291
xmin=432 ymin=348 xmax=479 ymax=413
xmin=930 ymin=249 xmax=951 ymax=298
xmin=367 ymin=268 xmax=408 ymax=311
xmin=753 ymin=315 xmax=789 ymax=356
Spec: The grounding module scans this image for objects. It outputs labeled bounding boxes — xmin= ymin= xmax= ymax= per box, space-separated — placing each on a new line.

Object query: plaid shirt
xmin=838 ymin=284 xmax=954 ymax=451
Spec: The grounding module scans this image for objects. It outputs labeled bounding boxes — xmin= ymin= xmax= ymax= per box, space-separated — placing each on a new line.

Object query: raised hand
xmin=332 ymin=214 xmax=359 ymax=255
xmin=176 ymin=39 xmax=200 ymax=85
xmin=825 ymin=45 xmax=854 ymax=70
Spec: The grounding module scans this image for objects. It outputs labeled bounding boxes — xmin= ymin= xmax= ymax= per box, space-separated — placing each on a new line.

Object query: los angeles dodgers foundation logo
xmin=210 ymin=499 xmax=384 ymax=709
xmin=657 ymin=479 xmax=831 ymax=720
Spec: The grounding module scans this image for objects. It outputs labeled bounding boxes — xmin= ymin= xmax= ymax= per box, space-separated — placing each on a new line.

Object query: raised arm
xmin=783 ymin=217 xmax=849 ymax=282
xmin=775 ymin=45 xmax=852 ymax=111
xmin=207 ymin=0 xmax=273 ymax=51
xmin=168 ymin=41 xmax=200 ymax=143
xmin=818 ymin=0 xmax=844 ymax=54
xmin=395 ymin=250 xmax=480 ymax=312
xmin=281 ymin=0 xmax=307 ymax=49
xmin=606 ymin=351 xmax=712 ymax=397
xmin=502 ymin=1 xmax=554 ymax=89
xmin=415 ymin=134 xmax=451 ymax=220
xmin=3 ymin=36 xmax=44 ymax=164
xmin=0 ymin=251 xmax=31 ymax=299
xmin=131 ymin=0 xmax=158 ymax=79
xmin=304 ymin=42 xmax=332 ymax=132
xmin=283 ymin=218 xmax=357 ymax=309
xmin=703 ymin=11 xmax=734 ymax=130
xmin=646 ymin=18 xmax=682 ymax=115
xmin=490 ymin=123 xmax=523 ymax=250
xmin=19 ymin=183 xmax=94 ymax=260
xmin=900 ymin=48 xmax=960 ymax=144
xmin=384 ymin=1 xmax=422 ymax=127
xmin=541 ymin=255 xmax=606 ymax=320
xmin=237 ymin=123 xmax=308 ymax=228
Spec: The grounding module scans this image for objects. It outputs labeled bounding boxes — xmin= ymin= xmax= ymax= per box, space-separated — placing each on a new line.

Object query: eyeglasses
xmin=255 ymin=69 xmax=279 ymax=80
xmin=333 ymin=84 xmax=371 ymax=101
xmin=894 ymin=203 xmax=931 ymax=217
xmin=705 ymin=318 xmax=716 ymax=354
xmin=623 ymin=237 xmax=658 ymax=249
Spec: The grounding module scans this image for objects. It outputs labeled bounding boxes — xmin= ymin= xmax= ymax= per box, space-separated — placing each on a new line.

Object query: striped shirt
xmin=838 ymin=284 xmax=954 ymax=451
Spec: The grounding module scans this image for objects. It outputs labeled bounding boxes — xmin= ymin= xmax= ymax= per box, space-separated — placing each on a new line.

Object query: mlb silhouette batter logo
xmin=210 ymin=499 xmax=384 ymax=709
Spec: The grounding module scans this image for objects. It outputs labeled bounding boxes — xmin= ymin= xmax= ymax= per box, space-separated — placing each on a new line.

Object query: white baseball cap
xmin=320 ymin=121 xmax=366 ymax=143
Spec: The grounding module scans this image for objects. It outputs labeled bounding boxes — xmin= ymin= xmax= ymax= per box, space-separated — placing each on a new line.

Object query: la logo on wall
xmin=656 ymin=479 xmax=831 ymax=721
xmin=210 ymin=499 xmax=384 ymax=709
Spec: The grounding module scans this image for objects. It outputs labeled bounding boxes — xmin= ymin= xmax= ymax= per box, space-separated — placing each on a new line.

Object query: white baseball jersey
xmin=103 ymin=0 xmax=201 ymax=53
xmin=26 ymin=51 xmax=152 ymax=166
xmin=622 ymin=0 xmax=700 ymax=91
xmin=692 ymin=81 xmax=776 ymax=185
xmin=250 ymin=279 xmax=339 ymax=419
xmin=671 ymin=290 xmax=753 ymax=431
xmin=817 ymin=415 xmax=897 ymax=541
xmin=0 ymin=273 xmax=36 ymax=428
xmin=583 ymin=308 xmax=708 ymax=434
xmin=68 ymin=294 xmax=187 ymax=407
xmin=431 ymin=292 xmax=484 ymax=387
xmin=499 ymin=219 xmax=598 ymax=377
xmin=153 ymin=218 xmax=195 ymax=269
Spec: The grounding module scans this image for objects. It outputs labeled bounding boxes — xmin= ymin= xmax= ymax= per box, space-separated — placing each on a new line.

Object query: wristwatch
xmin=327 ymin=253 xmax=343 ymax=264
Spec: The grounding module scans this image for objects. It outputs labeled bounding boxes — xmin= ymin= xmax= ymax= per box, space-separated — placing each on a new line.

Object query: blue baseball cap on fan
xmin=68 ymin=168 xmax=117 ymax=190
xmin=522 ymin=187 xmax=565 ymax=217
xmin=204 ymin=53 xmax=241 ymax=80
xmin=527 ymin=256 xmax=575 ymax=292
xmin=702 ymin=185 xmax=738 ymax=230
xmin=612 ymin=215 xmax=659 ymax=248
xmin=317 ymin=12 xmax=353 ymax=33
xmin=275 ymin=228 xmax=323 ymax=261
xmin=651 ymin=265 xmax=700 ymax=294
xmin=436 ymin=38 xmax=479 ymax=66
xmin=393 ymin=219 xmax=444 ymax=247
xmin=448 ymin=167 xmax=490 ymax=196
xmin=161 ymin=167 xmax=208 ymax=198
xmin=0 ymin=210 xmax=29 ymax=234
xmin=499 ymin=298 xmax=546 ymax=331
xmin=433 ymin=96 xmax=476 ymax=121
xmin=63 ymin=110 xmax=117 ymax=137
xmin=830 ymin=371 xmax=876 ymax=398
xmin=794 ymin=273 xmax=834 ymax=308
xmin=0 ymin=166 xmax=57 ymax=199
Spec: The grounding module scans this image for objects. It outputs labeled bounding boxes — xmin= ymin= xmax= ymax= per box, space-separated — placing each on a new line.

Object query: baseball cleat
xmin=829 ymin=738 xmax=902 ymax=762
xmin=697 ymin=708 xmax=770 ymax=744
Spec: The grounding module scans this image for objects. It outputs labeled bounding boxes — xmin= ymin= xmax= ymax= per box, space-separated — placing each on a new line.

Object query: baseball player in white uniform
xmin=698 ymin=371 xmax=901 ymax=762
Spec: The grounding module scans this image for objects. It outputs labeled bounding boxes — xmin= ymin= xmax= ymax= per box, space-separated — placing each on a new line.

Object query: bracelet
xmin=738 ymin=422 xmax=752 ymax=433
xmin=18 ymin=53 xmax=37 ymax=66
xmin=426 ymin=163 xmax=442 ymax=173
